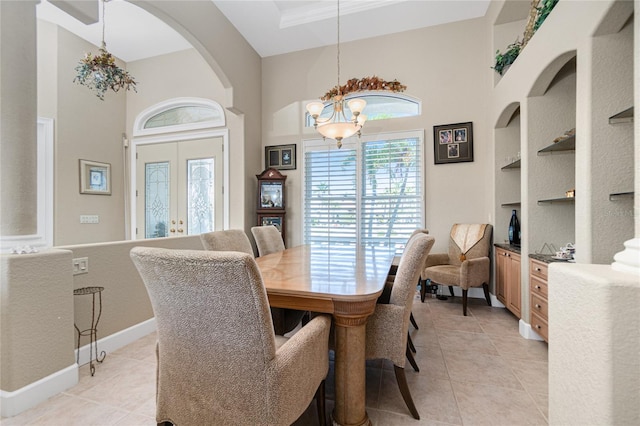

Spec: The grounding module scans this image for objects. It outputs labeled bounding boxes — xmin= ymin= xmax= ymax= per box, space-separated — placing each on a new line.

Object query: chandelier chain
xmin=101 ymin=0 xmax=107 ymax=48
xmin=336 ymin=0 xmax=340 ymax=94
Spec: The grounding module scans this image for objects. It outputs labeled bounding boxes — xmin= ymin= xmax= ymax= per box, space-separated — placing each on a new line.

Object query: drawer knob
xmin=535 ymin=325 xmax=541 ymax=329
xmin=535 ymin=267 xmax=541 ymax=272
xmin=535 ymin=285 xmax=541 ymax=289
xmin=535 ymin=304 xmax=541 ymax=309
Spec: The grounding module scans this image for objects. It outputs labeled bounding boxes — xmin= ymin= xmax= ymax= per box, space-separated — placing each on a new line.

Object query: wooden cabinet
xmin=256 ymin=168 xmax=287 ymax=242
xmin=529 ymin=258 xmax=549 ymax=342
xmin=495 ymin=246 xmax=521 ymax=318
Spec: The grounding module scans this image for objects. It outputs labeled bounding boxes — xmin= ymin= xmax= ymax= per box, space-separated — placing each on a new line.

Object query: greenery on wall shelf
xmin=492 ymin=0 xmax=559 ymax=76
xmin=492 ymin=40 xmax=522 ymax=76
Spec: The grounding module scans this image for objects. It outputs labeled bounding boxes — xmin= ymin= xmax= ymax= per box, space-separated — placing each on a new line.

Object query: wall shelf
xmin=537 ymin=197 xmax=575 ymax=205
xmin=501 ymin=159 xmax=521 ymax=170
xmin=609 ymin=191 xmax=634 ymax=201
xmin=501 ymin=202 xmax=521 ymax=207
xmin=608 ymin=106 xmax=634 ymax=124
xmin=537 ymin=134 xmax=575 ymax=154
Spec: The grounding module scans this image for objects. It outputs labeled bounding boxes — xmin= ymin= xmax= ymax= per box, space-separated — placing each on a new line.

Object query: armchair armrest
xmin=424 ymin=253 xmax=449 ymax=268
xmin=272 ymin=315 xmax=331 ymax=412
xmin=460 ymin=256 xmax=490 ymax=290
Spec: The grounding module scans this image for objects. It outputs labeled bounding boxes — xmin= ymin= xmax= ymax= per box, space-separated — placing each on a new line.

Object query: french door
xmin=136 ymin=137 xmax=223 ymax=238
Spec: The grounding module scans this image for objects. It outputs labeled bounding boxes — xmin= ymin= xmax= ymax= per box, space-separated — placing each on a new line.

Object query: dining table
xmin=255 ymin=243 xmax=397 ymax=426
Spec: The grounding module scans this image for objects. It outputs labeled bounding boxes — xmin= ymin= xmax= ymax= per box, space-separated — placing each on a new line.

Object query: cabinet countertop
xmin=529 ymin=253 xmax=573 ymax=264
xmin=494 ymin=243 xmax=521 ymax=254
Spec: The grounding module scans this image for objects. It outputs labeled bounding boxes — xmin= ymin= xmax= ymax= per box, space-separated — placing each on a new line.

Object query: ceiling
xmin=36 ymin=0 xmax=490 ymax=61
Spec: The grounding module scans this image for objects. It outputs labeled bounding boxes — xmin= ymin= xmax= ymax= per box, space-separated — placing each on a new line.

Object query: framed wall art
xmin=433 ymin=122 xmax=474 ymax=164
xmin=79 ymin=159 xmax=111 ymax=195
xmin=265 ymin=144 xmax=296 ymax=170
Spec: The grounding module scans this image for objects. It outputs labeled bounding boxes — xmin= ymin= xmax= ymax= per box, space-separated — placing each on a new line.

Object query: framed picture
xmin=79 ymin=159 xmax=111 ymax=195
xmin=259 ymin=181 xmax=284 ymax=209
xmin=265 ymin=144 xmax=296 ymax=170
xmin=433 ymin=122 xmax=474 ymax=164
xmin=260 ymin=215 xmax=282 ymax=232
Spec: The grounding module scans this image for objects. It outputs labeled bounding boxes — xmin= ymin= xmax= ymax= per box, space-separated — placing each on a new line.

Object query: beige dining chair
xmin=421 ymin=224 xmax=493 ymax=315
xmin=201 ymin=228 xmax=303 ymax=335
xmin=365 ymin=233 xmax=435 ymax=420
xmin=130 ymin=247 xmax=331 ymax=426
xmin=251 ymin=225 xmax=285 ymax=256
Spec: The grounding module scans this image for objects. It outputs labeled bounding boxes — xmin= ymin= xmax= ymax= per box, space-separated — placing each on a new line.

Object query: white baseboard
xmin=1 ymin=318 xmax=157 ymax=418
xmin=519 ymin=319 xmax=545 ymax=341
xmin=75 ymin=317 xmax=157 ymax=366
xmin=0 ymin=364 xmax=78 ymax=418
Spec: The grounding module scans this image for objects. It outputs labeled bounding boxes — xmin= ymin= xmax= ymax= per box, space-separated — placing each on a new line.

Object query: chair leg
xmin=448 ymin=285 xmax=455 ymax=297
xmin=410 ymin=312 xmax=419 ymax=330
xmin=406 ymin=345 xmax=419 ymax=372
xmin=419 ymin=278 xmax=426 ymax=302
xmin=407 ymin=333 xmax=416 ymax=354
xmin=315 ymin=380 xmax=326 ymax=426
xmin=393 ymin=365 xmax=420 ymax=420
xmin=482 ymin=283 xmax=492 ymax=307
xmin=462 ymin=289 xmax=468 ymax=316
xmin=157 ymin=422 xmax=172 ymax=426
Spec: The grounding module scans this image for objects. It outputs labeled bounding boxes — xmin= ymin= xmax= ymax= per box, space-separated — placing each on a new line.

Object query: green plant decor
xmin=74 ymin=44 xmax=137 ymax=100
xmin=492 ymin=40 xmax=522 ymax=76
xmin=534 ymin=0 xmax=560 ymax=32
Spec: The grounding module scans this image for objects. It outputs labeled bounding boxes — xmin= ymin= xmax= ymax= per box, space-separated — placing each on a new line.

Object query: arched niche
xmin=527 ymin=51 xmax=577 ymax=97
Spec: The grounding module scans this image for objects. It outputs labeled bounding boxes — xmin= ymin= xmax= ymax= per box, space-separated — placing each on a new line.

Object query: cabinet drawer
xmin=531 ymin=293 xmax=548 ymax=319
xmin=530 ymin=275 xmax=548 ymax=298
xmin=530 ymin=312 xmax=549 ymax=342
xmin=530 ymin=259 xmax=548 ymax=280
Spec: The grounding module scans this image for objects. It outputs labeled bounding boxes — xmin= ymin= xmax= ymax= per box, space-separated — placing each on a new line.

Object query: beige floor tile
xmin=113 ymin=412 xmax=155 ymax=426
xmin=409 ymin=325 xmax=440 ymax=349
xmin=477 ymin=317 xmax=523 ymax=338
xmin=443 ymin=350 xmax=523 ymax=390
xmin=436 ymin=329 xmax=500 ymax=356
xmin=371 ymin=407 xmax=459 ymax=425
xmin=405 ymin=344 xmax=449 ymax=381
xmin=489 ymin=334 xmax=549 ymax=362
xmin=529 ymin=392 xmax=549 ymax=421
xmin=432 ymin=313 xmax=484 ymax=334
xmin=111 ymin=333 xmax=157 ymax=361
xmin=506 ymin=358 xmax=549 ymax=395
xmin=0 ymin=393 xmax=76 ymax=426
xmin=452 ymin=381 xmax=548 ymax=425
xmin=365 ymin=366 xmax=383 ymax=409
xmin=28 ymin=398 xmax=129 ymax=426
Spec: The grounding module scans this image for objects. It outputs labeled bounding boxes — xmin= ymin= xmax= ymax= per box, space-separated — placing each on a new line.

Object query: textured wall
xmin=0 ymin=250 xmax=74 ymax=391
xmin=549 ymin=263 xmax=640 ymax=425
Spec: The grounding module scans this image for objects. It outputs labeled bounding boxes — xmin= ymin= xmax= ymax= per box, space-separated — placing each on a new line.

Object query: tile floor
xmin=2 ymin=294 xmax=548 ymax=425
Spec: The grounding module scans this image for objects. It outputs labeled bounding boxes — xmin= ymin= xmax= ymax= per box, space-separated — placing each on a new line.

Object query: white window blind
xmin=304 ymin=131 xmax=424 ymax=249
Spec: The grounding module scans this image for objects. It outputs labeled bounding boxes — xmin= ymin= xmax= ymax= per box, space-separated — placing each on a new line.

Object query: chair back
xmin=200 ymin=229 xmax=254 ymax=256
xmin=391 ymin=233 xmax=435 ymax=307
xmin=251 ymin=225 xmax=285 ymax=256
xmin=130 ymin=247 xmax=277 ymax=423
xmin=447 ymin=224 xmax=493 ymax=265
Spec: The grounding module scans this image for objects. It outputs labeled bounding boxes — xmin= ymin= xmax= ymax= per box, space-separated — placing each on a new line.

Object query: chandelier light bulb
xmin=306 ymin=101 xmax=325 ymax=119
xmin=347 ymin=98 xmax=366 ymax=116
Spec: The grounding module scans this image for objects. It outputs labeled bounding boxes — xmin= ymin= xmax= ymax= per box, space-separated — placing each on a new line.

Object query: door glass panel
xmin=187 ymin=158 xmax=214 ymax=235
xmin=145 ymin=162 xmax=170 ymax=238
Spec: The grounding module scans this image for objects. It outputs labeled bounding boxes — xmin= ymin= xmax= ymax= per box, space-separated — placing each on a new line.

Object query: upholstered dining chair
xmin=365 ymin=233 xmax=435 ymax=420
xmin=421 ymin=224 xmax=493 ymax=316
xmin=201 ymin=228 xmax=304 ymax=336
xmin=130 ymin=247 xmax=331 ymax=426
xmin=251 ymin=225 xmax=285 ymax=256
xmin=200 ymin=229 xmax=254 ymax=256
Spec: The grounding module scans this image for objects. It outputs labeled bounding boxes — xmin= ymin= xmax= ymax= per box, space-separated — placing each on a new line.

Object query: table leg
xmin=331 ymin=300 xmax=376 ymax=426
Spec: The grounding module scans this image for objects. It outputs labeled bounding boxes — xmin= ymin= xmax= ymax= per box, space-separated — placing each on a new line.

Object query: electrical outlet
xmin=80 ymin=215 xmax=99 ymax=224
xmin=72 ymin=257 xmax=89 ymax=275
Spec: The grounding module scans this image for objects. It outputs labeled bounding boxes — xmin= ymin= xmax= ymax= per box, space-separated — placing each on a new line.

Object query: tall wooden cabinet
xmin=495 ymin=246 xmax=521 ymax=318
xmin=256 ymin=168 xmax=287 ymax=242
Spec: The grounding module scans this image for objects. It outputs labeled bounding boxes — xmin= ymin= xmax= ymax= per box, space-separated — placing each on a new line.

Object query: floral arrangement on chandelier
xmin=74 ymin=45 xmax=137 ymax=100
xmin=320 ymin=76 xmax=407 ymax=101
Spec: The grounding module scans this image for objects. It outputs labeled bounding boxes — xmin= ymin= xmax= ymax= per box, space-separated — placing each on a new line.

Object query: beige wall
xmin=262 ymin=17 xmax=493 ymax=252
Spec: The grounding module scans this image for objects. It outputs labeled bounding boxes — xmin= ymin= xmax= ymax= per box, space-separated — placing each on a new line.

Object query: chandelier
xmin=73 ymin=0 xmax=137 ymax=100
xmin=306 ymin=0 xmax=366 ymax=149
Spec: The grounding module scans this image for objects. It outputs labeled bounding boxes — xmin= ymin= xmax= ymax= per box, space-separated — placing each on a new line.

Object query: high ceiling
xmin=37 ymin=0 xmax=491 ymax=61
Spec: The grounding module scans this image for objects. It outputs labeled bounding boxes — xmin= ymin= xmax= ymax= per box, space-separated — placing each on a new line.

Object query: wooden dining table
xmin=255 ymin=244 xmax=396 ymax=426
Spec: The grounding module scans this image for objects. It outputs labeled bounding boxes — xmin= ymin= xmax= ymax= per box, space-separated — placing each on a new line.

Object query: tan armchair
xmin=421 ymin=224 xmax=493 ymax=316
xmin=130 ymin=247 xmax=331 ymax=426
xmin=201 ymin=228 xmax=305 ymax=336
xmin=365 ymin=233 xmax=435 ymax=419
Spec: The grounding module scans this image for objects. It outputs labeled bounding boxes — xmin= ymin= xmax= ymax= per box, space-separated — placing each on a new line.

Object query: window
xmin=303 ymin=130 xmax=424 ymax=250
xmin=305 ymin=93 xmax=421 ymax=127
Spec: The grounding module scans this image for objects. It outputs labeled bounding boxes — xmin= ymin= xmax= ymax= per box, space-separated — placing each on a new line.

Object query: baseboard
xmin=1 ymin=318 xmax=157 ymax=418
xmin=519 ymin=319 xmax=544 ymax=341
xmin=75 ymin=317 xmax=157 ymax=366
xmin=0 ymin=364 xmax=78 ymax=418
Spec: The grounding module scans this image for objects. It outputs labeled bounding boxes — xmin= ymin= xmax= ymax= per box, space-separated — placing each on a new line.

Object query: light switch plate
xmin=80 ymin=215 xmax=99 ymax=224
xmin=72 ymin=257 xmax=89 ymax=275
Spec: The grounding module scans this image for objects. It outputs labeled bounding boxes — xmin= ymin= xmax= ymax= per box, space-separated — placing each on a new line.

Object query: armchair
xmin=130 ymin=247 xmax=330 ymax=426
xmin=421 ymin=224 xmax=493 ymax=315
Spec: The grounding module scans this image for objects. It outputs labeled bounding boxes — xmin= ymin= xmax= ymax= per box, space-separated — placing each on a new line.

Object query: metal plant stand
xmin=74 ymin=286 xmax=106 ymax=376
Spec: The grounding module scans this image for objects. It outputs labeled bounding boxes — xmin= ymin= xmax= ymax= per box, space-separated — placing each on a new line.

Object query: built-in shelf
xmin=609 ymin=106 xmax=634 ymax=124
xmin=501 ymin=202 xmax=521 ymax=207
xmin=609 ymin=191 xmax=634 ymax=201
xmin=537 ymin=197 xmax=575 ymax=205
xmin=538 ymin=134 xmax=575 ymax=154
xmin=501 ymin=159 xmax=521 ymax=170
